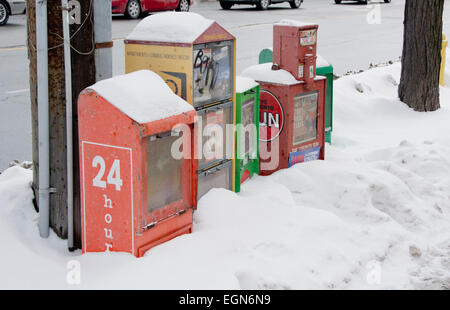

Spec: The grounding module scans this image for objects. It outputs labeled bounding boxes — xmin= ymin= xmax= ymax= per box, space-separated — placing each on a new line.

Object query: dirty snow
xmin=1 ymin=58 xmax=450 ymax=289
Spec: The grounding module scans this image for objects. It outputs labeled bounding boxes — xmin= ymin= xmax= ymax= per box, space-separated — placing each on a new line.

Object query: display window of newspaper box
xmin=78 ymin=71 xmax=197 ymax=257
xmin=234 ymin=76 xmax=260 ymax=193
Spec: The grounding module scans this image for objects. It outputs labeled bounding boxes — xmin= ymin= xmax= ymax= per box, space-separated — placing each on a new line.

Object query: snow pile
xmin=236 ymin=76 xmax=259 ymax=93
xmin=89 ymin=70 xmax=194 ymax=124
xmin=1 ymin=58 xmax=450 ymax=289
xmin=126 ymin=12 xmax=214 ymax=43
xmin=241 ymin=63 xmax=301 ymax=85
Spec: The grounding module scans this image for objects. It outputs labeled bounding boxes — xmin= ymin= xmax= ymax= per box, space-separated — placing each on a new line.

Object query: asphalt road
xmin=0 ymin=0 xmax=449 ymax=170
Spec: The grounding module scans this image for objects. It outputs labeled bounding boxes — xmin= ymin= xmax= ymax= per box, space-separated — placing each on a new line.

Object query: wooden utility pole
xmin=398 ymin=0 xmax=445 ymax=112
xmin=28 ymin=0 xmax=95 ymax=248
xmin=70 ymin=0 xmax=96 ymax=249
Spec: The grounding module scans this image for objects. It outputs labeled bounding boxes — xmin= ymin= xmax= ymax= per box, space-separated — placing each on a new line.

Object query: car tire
xmin=220 ymin=1 xmax=233 ymax=10
xmin=384 ymin=0 xmax=391 ymax=3
xmin=334 ymin=0 xmax=342 ymax=4
xmin=289 ymin=0 xmax=302 ymax=9
xmin=176 ymin=0 xmax=190 ymax=12
xmin=256 ymin=0 xmax=269 ymax=10
xmin=125 ymin=0 xmax=141 ymax=19
xmin=0 ymin=0 xmax=9 ymax=26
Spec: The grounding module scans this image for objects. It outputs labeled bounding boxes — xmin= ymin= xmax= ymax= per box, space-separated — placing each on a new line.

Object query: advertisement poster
xmin=292 ymin=91 xmax=318 ymax=145
xmin=288 ymin=146 xmax=321 ymax=167
xmin=193 ymin=43 xmax=232 ymax=107
xmin=259 ymin=90 xmax=284 ymax=142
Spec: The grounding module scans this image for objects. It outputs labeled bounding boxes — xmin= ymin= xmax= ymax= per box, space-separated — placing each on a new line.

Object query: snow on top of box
xmin=241 ymin=63 xmax=300 ymax=85
xmin=89 ymin=70 xmax=194 ymax=124
xmin=126 ymin=12 xmax=214 ymax=43
xmin=316 ymin=54 xmax=330 ymax=68
xmin=236 ymin=76 xmax=259 ymax=93
xmin=275 ymin=19 xmax=317 ymax=28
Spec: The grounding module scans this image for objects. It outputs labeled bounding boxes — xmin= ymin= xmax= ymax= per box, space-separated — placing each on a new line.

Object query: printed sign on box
xmin=81 ymin=141 xmax=134 ymax=254
xmin=288 ymin=146 xmax=321 ymax=167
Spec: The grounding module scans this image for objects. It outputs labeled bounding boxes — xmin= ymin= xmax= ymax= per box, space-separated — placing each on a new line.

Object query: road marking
xmin=7 ymin=89 xmax=29 ymax=94
xmin=0 ymin=46 xmax=26 ymax=52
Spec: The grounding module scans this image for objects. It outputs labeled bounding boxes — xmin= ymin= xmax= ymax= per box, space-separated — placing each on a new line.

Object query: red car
xmin=112 ymin=0 xmax=193 ymax=19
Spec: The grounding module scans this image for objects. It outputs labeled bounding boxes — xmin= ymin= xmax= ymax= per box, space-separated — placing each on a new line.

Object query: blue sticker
xmin=288 ymin=146 xmax=321 ymax=167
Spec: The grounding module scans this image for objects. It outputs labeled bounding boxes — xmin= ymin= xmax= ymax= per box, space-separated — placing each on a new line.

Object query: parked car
xmin=219 ymin=0 xmax=303 ymax=10
xmin=334 ymin=0 xmax=391 ymax=4
xmin=0 ymin=0 xmax=26 ymax=26
xmin=112 ymin=0 xmax=192 ymax=19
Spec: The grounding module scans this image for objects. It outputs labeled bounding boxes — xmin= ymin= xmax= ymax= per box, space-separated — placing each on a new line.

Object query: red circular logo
xmin=259 ymin=90 xmax=284 ymax=142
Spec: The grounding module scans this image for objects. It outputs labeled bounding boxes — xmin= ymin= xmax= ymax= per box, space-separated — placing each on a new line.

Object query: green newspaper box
xmin=259 ymin=48 xmax=334 ymax=143
xmin=235 ymin=76 xmax=260 ymax=193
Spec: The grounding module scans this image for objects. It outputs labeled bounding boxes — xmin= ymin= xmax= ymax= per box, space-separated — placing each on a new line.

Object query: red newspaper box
xmin=273 ymin=20 xmax=318 ymax=87
xmin=242 ymin=21 xmax=326 ymax=176
xmin=78 ymin=70 xmax=197 ymax=257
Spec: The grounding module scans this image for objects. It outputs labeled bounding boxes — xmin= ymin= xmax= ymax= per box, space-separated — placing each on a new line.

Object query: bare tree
xmin=398 ymin=0 xmax=444 ymax=112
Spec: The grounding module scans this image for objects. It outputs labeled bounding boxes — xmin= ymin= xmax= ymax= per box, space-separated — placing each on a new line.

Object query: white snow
xmin=241 ymin=63 xmax=325 ymax=86
xmin=241 ymin=63 xmax=300 ymax=85
xmin=89 ymin=70 xmax=194 ymax=124
xmin=1 ymin=56 xmax=450 ymax=289
xmin=316 ymin=54 xmax=330 ymax=68
xmin=236 ymin=76 xmax=259 ymax=94
xmin=126 ymin=12 xmax=214 ymax=43
xmin=275 ymin=20 xmax=317 ymax=28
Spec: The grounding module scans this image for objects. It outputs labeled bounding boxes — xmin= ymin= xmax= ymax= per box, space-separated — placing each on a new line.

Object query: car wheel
xmin=125 ymin=0 xmax=141 ymax=19
xmin=334 ymin=0 xmax=342 ymax=4
xmin=384 ymin=0 xmax=391 ymax=3
xmin=256 ymin=0 xmax=269 ymax=10
xmin=176 ymin=0 xmax=190 ymax=12
xmin=289 ymin=0 xmax=302 ymax=9
xmin=220 ymin=1 xmax=233 ymax=10
xmin=0 ymin=1 xmax=9 ymax=26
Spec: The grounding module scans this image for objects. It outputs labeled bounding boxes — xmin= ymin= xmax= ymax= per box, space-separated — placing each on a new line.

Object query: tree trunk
xmin=398 ymin=0 xmax=444 ymax=112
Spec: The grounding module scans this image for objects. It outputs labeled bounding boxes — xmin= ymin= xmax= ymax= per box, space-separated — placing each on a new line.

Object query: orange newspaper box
xmin=78 ymin=70 xmax=197 ymax=257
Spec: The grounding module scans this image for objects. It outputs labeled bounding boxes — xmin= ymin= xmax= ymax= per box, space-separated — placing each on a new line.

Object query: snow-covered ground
xmin=1 ymin=56 xmax=450 ymax=289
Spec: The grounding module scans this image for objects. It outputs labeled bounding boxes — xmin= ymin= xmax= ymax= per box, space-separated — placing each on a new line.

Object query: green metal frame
xmin=259 ymin=48 xmax=334 ymax=143
xmin=234 ymin=83 xmax=260 ymax=193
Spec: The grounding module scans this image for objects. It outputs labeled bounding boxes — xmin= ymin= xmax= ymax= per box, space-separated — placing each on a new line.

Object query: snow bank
xmin=126 ymin=12 xmax=214 ymax=43
xmin=89 ymin=70 xmax=194 ymax=124
xmin=236 ymin=76 xmax=259 ymax=93
xmin=1 ymin=57 xmax=450 ymax=289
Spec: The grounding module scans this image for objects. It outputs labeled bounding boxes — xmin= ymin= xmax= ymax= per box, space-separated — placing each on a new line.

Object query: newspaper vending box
xmin=78 ymin=70 xmax=197 ymax=257
xmin=125 ymin=12 xmax=236 ymax=200
xmin=242 ymin=21 xmax=326 ymax=176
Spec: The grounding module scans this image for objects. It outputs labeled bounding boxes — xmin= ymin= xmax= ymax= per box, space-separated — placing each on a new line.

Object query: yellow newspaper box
xmin=125 ymin=12 xmax=237 ymax=198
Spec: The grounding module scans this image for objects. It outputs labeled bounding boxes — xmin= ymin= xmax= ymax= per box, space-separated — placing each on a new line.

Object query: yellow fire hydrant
xmin=440 ymin=34 xmax=448 ymax=86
